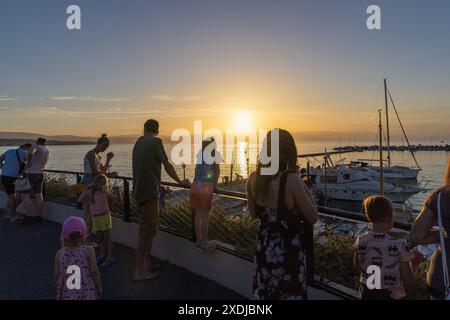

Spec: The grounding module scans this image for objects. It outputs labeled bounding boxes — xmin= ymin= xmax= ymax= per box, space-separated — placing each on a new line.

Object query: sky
xmin=0 ymin=0 xmax=449 ymax=142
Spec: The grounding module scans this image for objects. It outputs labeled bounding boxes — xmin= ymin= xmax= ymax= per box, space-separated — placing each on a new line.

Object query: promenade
xmin=0 ymin=209 xmax=244 ymax=300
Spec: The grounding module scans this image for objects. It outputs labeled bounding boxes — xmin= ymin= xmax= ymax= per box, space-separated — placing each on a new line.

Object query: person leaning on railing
xmin=410 ymin=158 xmax=450 ymax=299
xmin=0 ymin=143 xmax=32 ymax=221
xmin=247 ymin=129 xmax=318 ymax=300
xmin=189 ymin=137 xmax=222 ymax=253
xmin=132 ymin=119 xmax=190 ymax=281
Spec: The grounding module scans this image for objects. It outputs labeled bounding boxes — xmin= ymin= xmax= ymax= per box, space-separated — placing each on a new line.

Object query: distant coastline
xmin=0 ymin=139 xmax=93 ymax=146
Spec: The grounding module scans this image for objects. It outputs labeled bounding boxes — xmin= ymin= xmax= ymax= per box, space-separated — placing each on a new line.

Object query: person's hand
xmin=106 ymin=152 xmax=114 ymax=160
xmin=179 ymin=179 xmax=191 ymax=187
xmin=410 ymin=251 xmax=423 ymax=267
xmin=111 ymin=186 xmax=121 ymax=197
xmin=107 ymin=171 xmax=119 ymax=178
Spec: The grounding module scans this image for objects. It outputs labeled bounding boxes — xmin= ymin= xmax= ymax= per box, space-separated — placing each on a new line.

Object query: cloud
xmin=47 ymin=96 xmax=131 ymax=102
xmin=0 ymin=95 xmax=16 ymax=102
xmin=223 ymin=96 xmax=241 ymax=101
xmin=150 ymin=94 xmax=201 ymax=102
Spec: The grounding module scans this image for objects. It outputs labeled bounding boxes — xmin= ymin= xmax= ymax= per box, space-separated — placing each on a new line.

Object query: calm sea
xmin=1 ymin=142 xmax=448 ymax=211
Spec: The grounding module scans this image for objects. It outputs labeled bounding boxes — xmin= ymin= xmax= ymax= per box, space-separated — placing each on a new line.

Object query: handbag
xmin=13 ymin=149 xmax=31 ymax=193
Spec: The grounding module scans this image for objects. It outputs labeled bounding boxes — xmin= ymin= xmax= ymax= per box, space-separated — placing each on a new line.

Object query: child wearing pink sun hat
xmin=54 ymin=216 xmax=102 ymax=300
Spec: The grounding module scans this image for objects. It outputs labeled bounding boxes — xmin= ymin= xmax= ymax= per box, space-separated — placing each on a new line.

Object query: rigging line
xmin=371 ymin=127 xmax=379 ymax=165
xmin=387 ymin=88 xmax=421 ymax=169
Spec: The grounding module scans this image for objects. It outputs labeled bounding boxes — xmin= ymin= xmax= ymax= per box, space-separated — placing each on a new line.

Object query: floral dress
xmin=252 ymin=172 xmax=310 ymax=300
xmin=56 ymin=245 xmax=99 ymax=300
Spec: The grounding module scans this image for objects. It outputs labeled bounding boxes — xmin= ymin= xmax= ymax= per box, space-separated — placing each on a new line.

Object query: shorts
xmin=81 ymin=173 xmax=95 ymax=185
xmin=189 ymin=181 xmax=214 ymax=210
xmin=1 ymin=176 xmax=17 ymax=195
xmin=92 ymin=213 xmax=112 ymax=233
xmin=28 ymin=174 xmax=44 ymax=193
xmin=359 ymin=285 xmax=396 ymax=300
xmin=136 ymin=198 xmax=159 ymax=238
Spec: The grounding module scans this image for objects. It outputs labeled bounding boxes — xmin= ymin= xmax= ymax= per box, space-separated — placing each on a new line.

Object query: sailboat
xmin=364 ymin=79 xmax=421 ymax=181
xmin=300 ymin=109 xmax=422 ymax=205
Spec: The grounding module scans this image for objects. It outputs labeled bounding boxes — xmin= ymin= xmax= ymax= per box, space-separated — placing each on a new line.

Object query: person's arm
xmin=410 ymin=207 xmax=438 ymax=246
xmin=99 ymin=152 xmax=114 ymax=173
xmin=156 ymin=138 xmax=185 ymax=186
xmin=353 ymin=251 xmax=361 ymax=274
xmin=109 ymin=187 xmax=122 ymax=202
xmin=0 ymin=153 xmax=5 ymax=168
xmin=87 ymin=246 xmax=102 ymax=296
xmin=27 ymin=145 xmax=36 ymax=166
xmin=163 ymin=160 xmax=182 ymax=185
xmin=78 ymin=188 xmax=91 ymax=203
xmin=54 ymin=251 xmax=61 ymax=282
xmin=399 ymin=261 xmax=416 ymax=289
xmin=288 ymin=174 xmax=318 ymax=224
xmin=213 ymin=164 xmax=220 ymax=190
xmin=246 ymin=172 xmax=257 ymax=218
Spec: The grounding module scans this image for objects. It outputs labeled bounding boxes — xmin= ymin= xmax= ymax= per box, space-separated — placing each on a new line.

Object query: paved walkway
xmin=0 ymin=210 xmax=244 ymax=300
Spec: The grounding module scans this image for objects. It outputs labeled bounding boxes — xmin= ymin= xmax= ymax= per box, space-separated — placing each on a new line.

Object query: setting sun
xmin=233 ymin=111 xmax=252 ymax=130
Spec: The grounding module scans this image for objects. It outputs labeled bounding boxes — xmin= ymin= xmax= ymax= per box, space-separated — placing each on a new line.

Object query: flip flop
xmin=150 ymin=262 xmax=161 ymax=271
xmin=100 ymin=258 xmax=115 ymax=268
xmin=134 ymin=271 xmax=160 ymax=281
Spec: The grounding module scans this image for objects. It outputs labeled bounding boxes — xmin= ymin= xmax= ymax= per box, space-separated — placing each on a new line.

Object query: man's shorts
xmin=28 ymin=174 xmax=44 ymax=193
xmin=136 ymin=198 xmax=160 ymax=237
xmin=1 ymin=175 xmax=17 ymax=195
xmin=92 ymin=213 xmax=112 ymax=233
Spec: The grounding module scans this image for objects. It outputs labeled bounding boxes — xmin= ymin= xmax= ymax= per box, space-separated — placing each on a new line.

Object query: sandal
xmin=134 ymin=271 xmax=160 ymax=281
xmin=100 ymin=258 xmax=115 ymax=267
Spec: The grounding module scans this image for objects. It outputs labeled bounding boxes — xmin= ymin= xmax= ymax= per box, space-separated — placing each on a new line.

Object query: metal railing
xmin=40 ymin=169 xmax=434 ymax=300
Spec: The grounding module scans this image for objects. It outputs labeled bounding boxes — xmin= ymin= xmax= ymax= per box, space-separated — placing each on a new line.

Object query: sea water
xmin=1 ymin=142 xmax=448 ymax=210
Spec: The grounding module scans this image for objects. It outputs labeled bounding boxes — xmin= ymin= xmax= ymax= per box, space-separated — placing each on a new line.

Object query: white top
xmin=28 ymin=144 xmax=50 ymax=174
xmin=83 ymin=150 xmax=101 ymax=174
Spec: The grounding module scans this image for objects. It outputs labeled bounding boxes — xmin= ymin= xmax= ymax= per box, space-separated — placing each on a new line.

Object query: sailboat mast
xmin=379 ymin=109 xmax=384 ymax=196
xmin=384 ymin=78 xmax=391 ymax=167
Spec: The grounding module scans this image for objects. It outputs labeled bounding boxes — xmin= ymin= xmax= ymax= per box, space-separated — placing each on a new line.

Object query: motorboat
xmin=302 ymin=165 xmax=422 ymax=203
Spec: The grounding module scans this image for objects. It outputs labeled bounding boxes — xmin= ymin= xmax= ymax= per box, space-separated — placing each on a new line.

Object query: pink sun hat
xmin=62 ymin=216 xmax=86 ymax=240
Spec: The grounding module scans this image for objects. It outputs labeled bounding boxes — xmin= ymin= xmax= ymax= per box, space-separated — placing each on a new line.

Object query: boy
xmin=353 ymin=195 xmax=422 ymax=299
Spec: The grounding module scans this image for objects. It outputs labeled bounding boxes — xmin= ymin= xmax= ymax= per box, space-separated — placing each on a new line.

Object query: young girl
xmin=54 ymin=216 xmax=102 ymax=300
xmin=354 ymin=195 xmax=422 ymax=300
xmin=78 ymin=174 xmax=119 ymax=267
xmin=189 ymin=138 xmax=221 ymax=252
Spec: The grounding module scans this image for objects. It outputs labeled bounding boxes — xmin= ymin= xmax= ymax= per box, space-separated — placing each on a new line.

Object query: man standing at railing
xmin=20 ymin=137 xmax=50 ymax=225
xmin=132 ymin=119 xmax=190 ymax=281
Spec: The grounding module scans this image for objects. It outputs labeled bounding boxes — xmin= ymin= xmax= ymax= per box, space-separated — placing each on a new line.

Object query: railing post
xmin=306 ymin=222 xmax=314 ymax=289
xmin=306 ymin=161 xmax=311 ymax=187
xmin=123 ymin=179 xmax=131 ymax=222
xmin=42 ymin=173 xmax=47 ymax=201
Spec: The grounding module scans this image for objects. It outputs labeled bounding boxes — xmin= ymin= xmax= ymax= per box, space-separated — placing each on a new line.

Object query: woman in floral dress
xmin=247 ymin=129 xmax=318 ymax=300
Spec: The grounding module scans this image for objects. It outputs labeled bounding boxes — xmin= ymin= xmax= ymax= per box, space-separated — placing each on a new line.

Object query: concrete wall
xmin=0 ymin=191 xmax=340 ymax=300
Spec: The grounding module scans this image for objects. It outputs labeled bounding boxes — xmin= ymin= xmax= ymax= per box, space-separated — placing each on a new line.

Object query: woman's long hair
xmin=254 ymin=129 xmax=297 ymax=202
